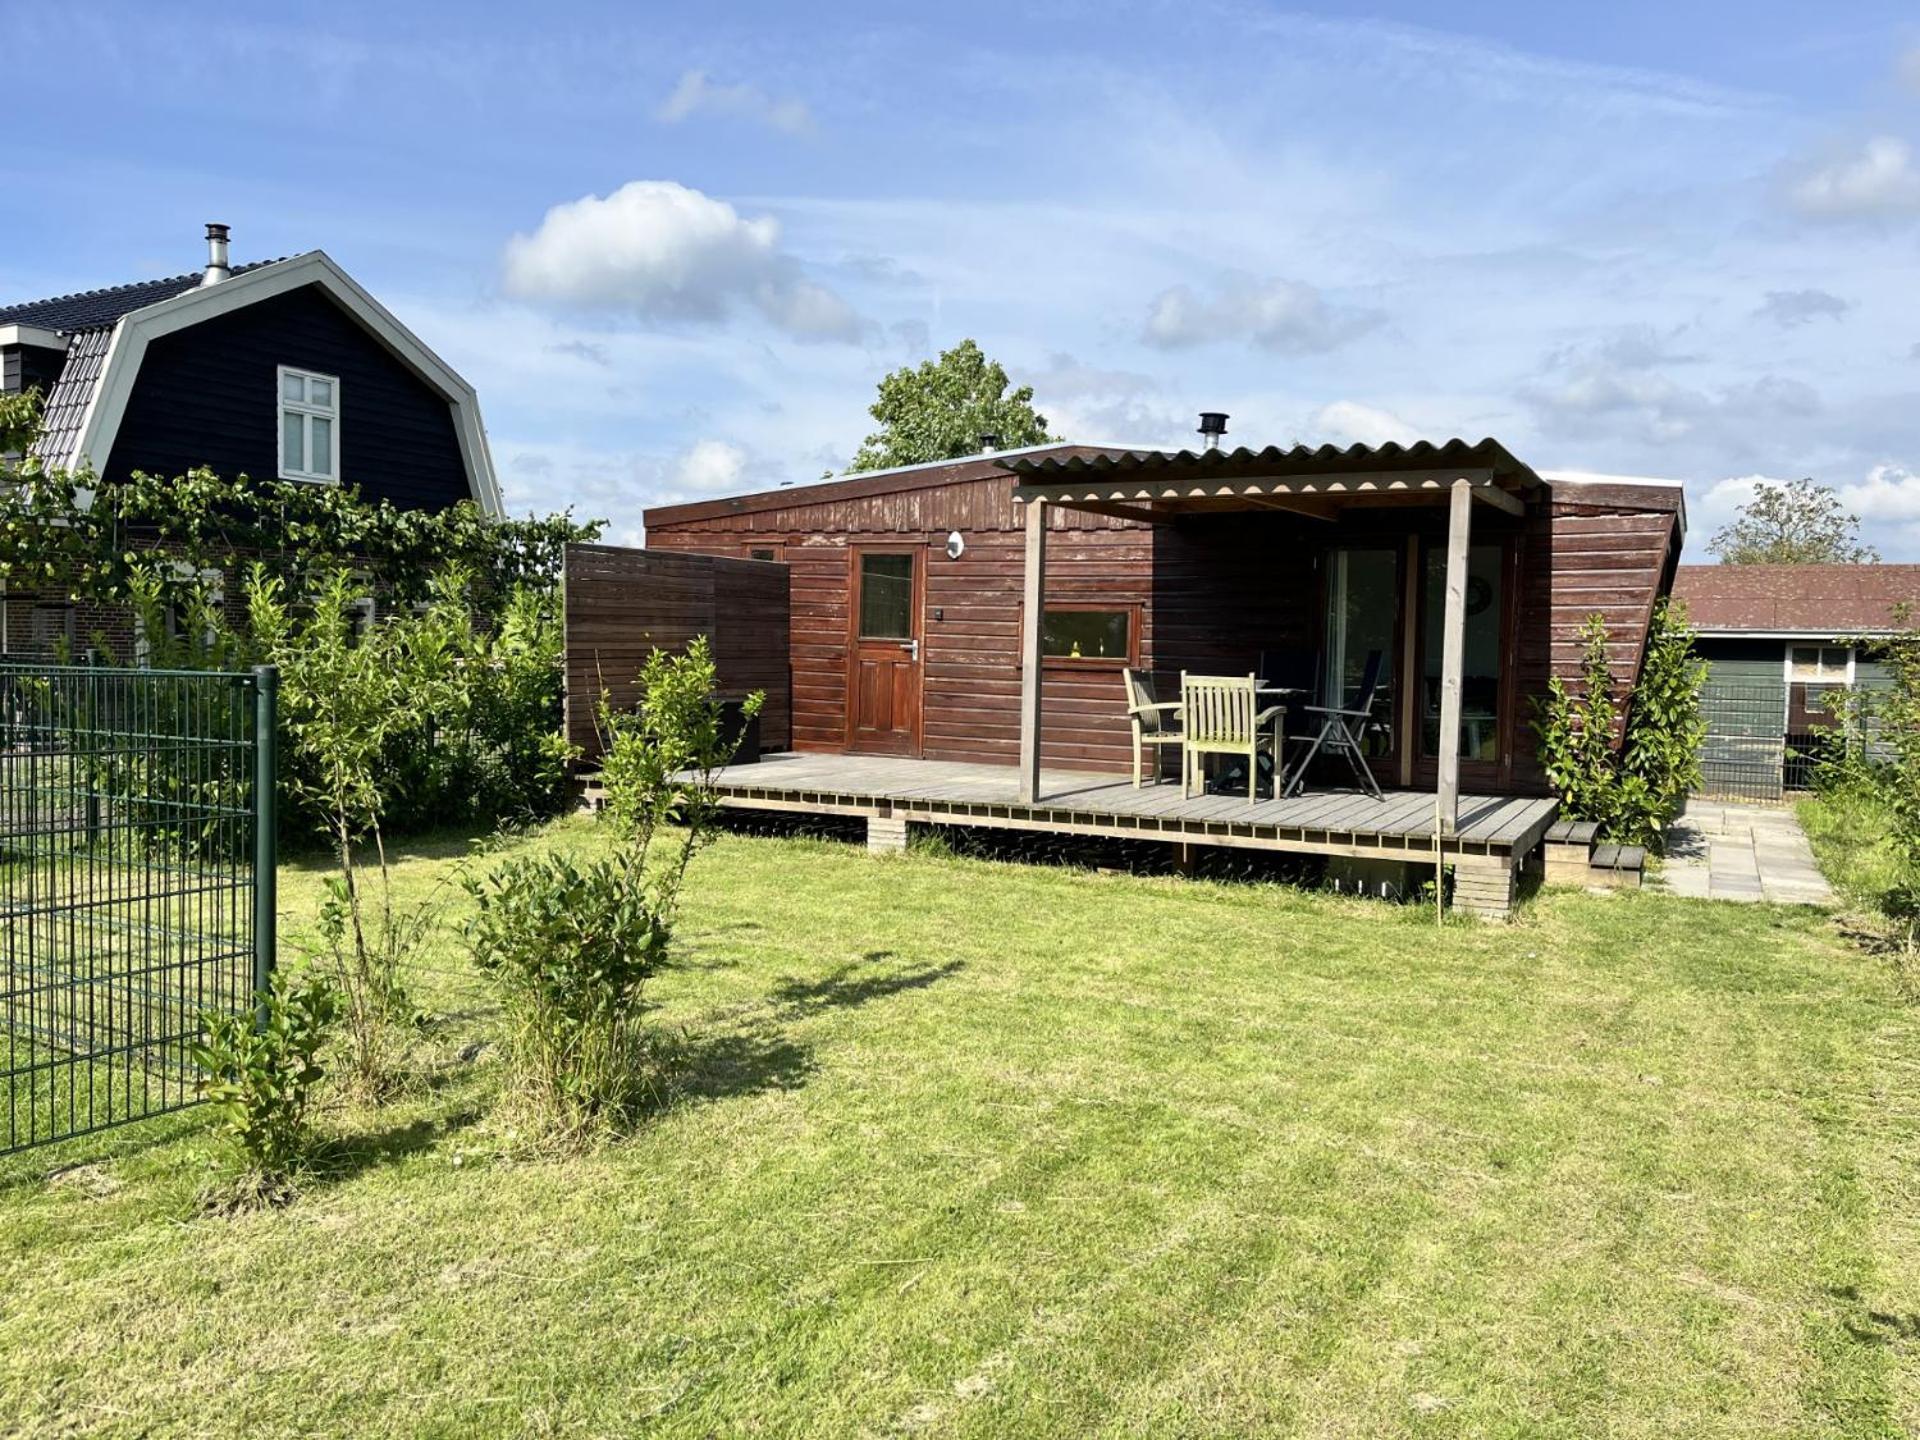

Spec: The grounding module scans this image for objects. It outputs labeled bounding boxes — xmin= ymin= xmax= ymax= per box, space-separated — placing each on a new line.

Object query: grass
xmin=1800 ymin=787 xmax=1916 ymax=919
xmin=3 ymin=817 xmax=1919 ymax=1437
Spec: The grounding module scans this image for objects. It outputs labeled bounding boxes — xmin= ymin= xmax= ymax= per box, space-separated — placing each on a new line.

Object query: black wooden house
xmin=0 ymin=224 xmax=502 ymax=652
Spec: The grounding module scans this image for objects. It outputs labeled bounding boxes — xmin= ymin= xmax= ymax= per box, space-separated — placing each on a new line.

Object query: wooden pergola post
xmin=1018 ymin=498 xmax=1047 ymax=804
xmin=1436 ymin=478 xmax=1474 ymax=833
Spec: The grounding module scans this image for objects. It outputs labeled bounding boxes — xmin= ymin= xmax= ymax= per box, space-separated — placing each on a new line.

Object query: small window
xmin=278 ymin=366 xmax=340 ymax=483
xmin=1042 ymin=608 xmax=1134 ymax=664
xmin=857 ymin=553 xmax=915 ymax=639
xmin=1788 ymin=644 xmax=1852 ymax=684
xmin=748 ymin=547 xmax=780 ymax=563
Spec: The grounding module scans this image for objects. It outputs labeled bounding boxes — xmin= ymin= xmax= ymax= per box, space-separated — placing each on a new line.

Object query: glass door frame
xmin=1410 ymin=532 xmax=1520 ymax=788
xmin=1316 ymin=542 xmax=1408 ymax=784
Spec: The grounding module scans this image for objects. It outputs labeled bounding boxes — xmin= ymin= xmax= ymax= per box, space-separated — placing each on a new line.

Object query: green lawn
xmin=3 ymin=818 xmax=1918 ymax=1438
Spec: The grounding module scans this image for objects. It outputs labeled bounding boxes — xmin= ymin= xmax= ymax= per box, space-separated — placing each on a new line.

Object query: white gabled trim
xmin=66 ymin=252 xmax=503 ymax=518
xmin=0 ymin=324 xmax=68 ymax=351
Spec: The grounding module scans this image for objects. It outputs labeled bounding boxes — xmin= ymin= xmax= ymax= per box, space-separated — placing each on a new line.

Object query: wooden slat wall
xmin=646 ymin=476 xmax=1153 ymax=770
xmin=646 ymin=472 xmax=1682 ymax=789
xmin=563 ymin=544 xmax=791 ymax=762
xmin=1511 ymin=497 xmax=1681 ymax=785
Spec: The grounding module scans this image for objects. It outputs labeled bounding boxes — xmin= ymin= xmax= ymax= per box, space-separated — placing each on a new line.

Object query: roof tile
xmin=1674 ymin=564 xmax=1920 ymax=634
xmin=0 ymin=258 xmax=287 ymax=332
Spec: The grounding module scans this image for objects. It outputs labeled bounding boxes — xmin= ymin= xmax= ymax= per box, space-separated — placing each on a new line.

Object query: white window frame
xmin=1783 ymin=642 xmax=1855 ymax=687
xmin=277 ymin=365 xmax=341 ymax=484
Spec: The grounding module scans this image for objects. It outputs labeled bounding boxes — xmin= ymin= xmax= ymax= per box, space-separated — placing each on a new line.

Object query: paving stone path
xmin=1653 ymin=801 xmax=1834 ymax=905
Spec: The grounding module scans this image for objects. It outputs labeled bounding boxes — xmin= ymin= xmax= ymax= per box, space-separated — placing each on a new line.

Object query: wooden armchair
xmin=1123 ymin=668 xmax=1184 ymax=788
xmin=1181 ymin=673 xmax=1285 ymax=803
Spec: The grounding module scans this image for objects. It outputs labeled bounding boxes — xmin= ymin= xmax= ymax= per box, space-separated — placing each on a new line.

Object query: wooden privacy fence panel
xmin=563 ymin=545 xmax=791 ymax=763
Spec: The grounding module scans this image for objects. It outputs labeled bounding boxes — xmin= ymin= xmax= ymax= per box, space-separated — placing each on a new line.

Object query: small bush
xmin=192 ymin=968 xmax=339 ymax=1209
xmin=1813 ymin=613 xmax=1920 ymax=947
xmin=467 ymin=638 xmax=760 ymax=1148
xmin=1535 ymin=601 xmax=1705 ymax=852
xmin=465 ymin=851 xmax=669 ymax=1143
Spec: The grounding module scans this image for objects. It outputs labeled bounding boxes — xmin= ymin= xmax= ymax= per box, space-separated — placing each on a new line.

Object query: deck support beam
xmin=1018 ymin=499 xmax=1048 ymax=804
xmin=1437 ymin=478 xmax=1473 ymax=833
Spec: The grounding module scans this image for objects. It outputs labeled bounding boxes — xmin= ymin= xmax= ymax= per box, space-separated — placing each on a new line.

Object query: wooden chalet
xmin=570 ymin=435 xmax=1686 ymax=917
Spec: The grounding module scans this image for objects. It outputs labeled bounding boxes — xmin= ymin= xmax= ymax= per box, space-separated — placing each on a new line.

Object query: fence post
xmin=251 ymin=665 xmax=278 ymax=1018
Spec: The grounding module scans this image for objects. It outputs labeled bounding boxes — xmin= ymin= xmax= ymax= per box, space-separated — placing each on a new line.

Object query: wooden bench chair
xmin=1123 ymin=668 xmax=1184 ymax=787
xmin=1180 ymin=673 xmax=1285 ymax=803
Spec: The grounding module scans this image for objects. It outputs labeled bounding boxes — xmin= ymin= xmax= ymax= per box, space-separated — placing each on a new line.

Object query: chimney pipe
xmin=1197 ymin=411 xmax=1229 ymax=452
xmin=200 ymin=223 xmax=232 ymax=287
xmin=978 ymin=432 xmax=1002 ymax=454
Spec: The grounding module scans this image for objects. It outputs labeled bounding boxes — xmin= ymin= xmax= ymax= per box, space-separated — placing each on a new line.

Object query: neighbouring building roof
xmin=0 ymin=259 xmax=287 ymax=333
xmin=1674 ymin=563 xmax=1920 ymax=636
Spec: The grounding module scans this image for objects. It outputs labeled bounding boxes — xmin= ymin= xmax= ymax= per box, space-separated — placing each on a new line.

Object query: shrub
xmin=464 ymin=850 xmax=667 ymax=1143
xmin=1621 ymin=598 xmax=1708 ymax=826
xmin=250 ymin=567 xmax=426 ymax=1096
xmin=465 ymin=638 xmax=761 ymax=1147
xmin=1535 ymin=601 xmax=1705 ymax=852
xmin=1849 ymin=617 xmax=1920 ymax=942
xmin=192 ymin=968 xmax=339 ymax=1208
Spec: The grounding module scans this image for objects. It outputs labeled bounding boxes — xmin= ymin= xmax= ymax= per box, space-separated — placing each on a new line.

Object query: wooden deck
xmin=705 ymin=752 xmax=1559 ymax=869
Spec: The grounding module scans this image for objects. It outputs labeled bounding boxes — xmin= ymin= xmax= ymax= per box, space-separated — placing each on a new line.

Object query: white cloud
xmin=1019 ymin=352 xmax=1180 ymax=445
xmin=656 ymin=69 xmax=812 ymax=135
xmin=1524 ymin=330 xmax=1821 ymax=450
xmin=1141 ymin=276 xmax=1384 ymax=354
xmin=1837 ymin=462 xmax=1920 ymax=522
xmin=502 ymin=180 xmax=866 ymax=342
xmin=1697 ymin=465 xmax=1920 ymax=555
xmin=1305 ymin=400 xmax=1422 ymax=448
xmin=1789 ymin=136 xmax=1920 ymax=219
xmin=675 ymin=438 xmax=750 ymax=493
xmin=1754 ymin=289 xmax=1850 ymax=328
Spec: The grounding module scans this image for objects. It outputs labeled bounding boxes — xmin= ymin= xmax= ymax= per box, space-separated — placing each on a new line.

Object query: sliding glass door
xmin=1322 ymin=546 xmax=1400 ymax=763
xmin=1419 ymin=541 xmax=1506 ymax=767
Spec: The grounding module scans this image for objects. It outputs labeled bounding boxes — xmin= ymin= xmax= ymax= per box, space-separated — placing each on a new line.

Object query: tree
xmin=1708 ymin=477 xmax=1878 ymax=565
xmin=0 ymin=387 xmax=41 ymax=466
xmin=847 ymin=339 xmax=1055 ymax=472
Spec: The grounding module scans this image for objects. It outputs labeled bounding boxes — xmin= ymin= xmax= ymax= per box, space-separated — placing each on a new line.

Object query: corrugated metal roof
xmin=0 ymin=258 xmax=288 ymax=332
xmin=33 ymin=324 xmax=115 ymax=471
xmin=1004 ymin=437 xmax=1538 ymax=484
xmin=1674 ymin=564 xmax=1920 ymax=635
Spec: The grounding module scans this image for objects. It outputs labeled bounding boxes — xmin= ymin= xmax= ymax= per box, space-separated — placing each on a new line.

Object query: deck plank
xmin=708 ymin=753 xmax=1557 ymax=854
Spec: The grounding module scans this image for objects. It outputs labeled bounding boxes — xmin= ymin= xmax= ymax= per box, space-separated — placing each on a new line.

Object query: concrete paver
xmin=1653 ymin=800 xmax=1834 ymax=906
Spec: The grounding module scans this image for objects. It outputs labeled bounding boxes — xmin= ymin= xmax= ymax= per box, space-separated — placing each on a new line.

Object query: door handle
xmin=904 ymin=639 xmax=920 ymax=661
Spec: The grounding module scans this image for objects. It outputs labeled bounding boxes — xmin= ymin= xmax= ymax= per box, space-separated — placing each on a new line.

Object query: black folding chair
xmin=1283 ymin=649 xmax=1385 ymax=799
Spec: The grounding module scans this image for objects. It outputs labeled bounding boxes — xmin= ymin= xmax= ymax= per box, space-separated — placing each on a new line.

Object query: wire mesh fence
xmin=1693 ymin=679 xmax=1891 ymax=803
xmin=1 ymin=661 xmax=274 ymax=1155
xmin=1696 ymin=681 xmax=1789 ymax=802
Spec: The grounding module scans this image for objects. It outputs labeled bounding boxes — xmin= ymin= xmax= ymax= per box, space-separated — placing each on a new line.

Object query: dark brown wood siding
xmin=562 ymin=545 xmax=791 ymax=762
xmin=646 ymin=469 xmax=1682 ymax=792
xmin=102 ymin=284 xmax=470 ymax=512
xmin=645 ymin=474 xmax=1152 ymax=770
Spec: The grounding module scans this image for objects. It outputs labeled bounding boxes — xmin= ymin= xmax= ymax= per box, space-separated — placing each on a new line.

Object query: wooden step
xmin=1587 ymin=842 xmax=1644 ymax=890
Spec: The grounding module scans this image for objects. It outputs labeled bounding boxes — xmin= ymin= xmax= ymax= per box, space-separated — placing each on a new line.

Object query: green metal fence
xmin=1697 ymin=680 xmax=1789 ymax=802
xmin=1 ymin=661 xmax=275 ymax=1155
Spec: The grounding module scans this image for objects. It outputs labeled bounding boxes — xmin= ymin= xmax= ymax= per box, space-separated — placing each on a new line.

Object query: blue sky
xmin=6 ymin=1 xmax=1920 ymax=556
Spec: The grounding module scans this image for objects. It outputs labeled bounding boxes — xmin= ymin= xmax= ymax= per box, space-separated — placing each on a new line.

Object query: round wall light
xmin=945 ymin=531 xmax=965 ymax=560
